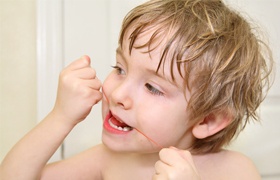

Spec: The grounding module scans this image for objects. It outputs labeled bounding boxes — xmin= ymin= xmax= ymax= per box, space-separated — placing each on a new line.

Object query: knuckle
xmin=88 ymin=92 xmax=102 ymax=106
xmin=80 ymin=86 xmax=92 ymax=97
xmin=154 ymin=160 xmax=161 ymax=169
xmin=95 ymin=91 xmax=103 ymax=102
xmin=96 ymin=80 xmax=102 ymax=89
xmin=91 ymin=68 xmax=97 ymax=77
xmin=80 ymin=56 xmax=90 ymax=66
xmin=60 ymin=71 xmax=72 ymax=84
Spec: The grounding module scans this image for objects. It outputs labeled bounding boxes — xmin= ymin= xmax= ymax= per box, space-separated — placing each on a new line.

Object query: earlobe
xmin=192 ymin=112 xmax=232 ymax=139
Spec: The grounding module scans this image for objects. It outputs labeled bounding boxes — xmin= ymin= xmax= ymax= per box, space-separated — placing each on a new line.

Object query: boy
xmin=0 ymin=0 xmax=273 ymax=179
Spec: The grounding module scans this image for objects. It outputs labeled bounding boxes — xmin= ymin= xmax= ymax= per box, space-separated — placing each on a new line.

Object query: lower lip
xmin=103 ymin=113 xmax=132 ymax=134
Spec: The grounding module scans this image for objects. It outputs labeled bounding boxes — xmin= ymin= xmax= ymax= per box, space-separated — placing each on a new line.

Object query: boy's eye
xmin=145 ymin=83 xmax=164 ymax=96
xmin=111 ymin=65 xmax=125 ymax=75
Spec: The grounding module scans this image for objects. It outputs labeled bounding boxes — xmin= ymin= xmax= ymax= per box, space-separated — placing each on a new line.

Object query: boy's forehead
xmin=122 ymin=25 xmax=164 ymax=61
xmin=122 ymin=24 xmax=179 ymax=63
xmin=120 ymin=25 xmax=186 ymax=88
xmin=124 ymin=25 xmax=166 ymax=52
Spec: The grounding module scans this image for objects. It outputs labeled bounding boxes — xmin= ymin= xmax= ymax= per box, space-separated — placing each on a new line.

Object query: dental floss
xmin=134 ymin=128 xmax=163 ymax=149
xmin=102 ymin=87 xmax=163 ymax=149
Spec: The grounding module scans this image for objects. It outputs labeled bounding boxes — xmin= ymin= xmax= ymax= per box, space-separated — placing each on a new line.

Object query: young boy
xmin=0 ymin=0 xmax=273 ymax=179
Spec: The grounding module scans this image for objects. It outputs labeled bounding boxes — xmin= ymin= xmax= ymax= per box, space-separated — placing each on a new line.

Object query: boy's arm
xmin=41 ymin=144 xmax=107 ymax=180
xmin=0 ymin=112 xmax=75 ymax=180
xmin=0 ymin=56 xmax=102 ymax=180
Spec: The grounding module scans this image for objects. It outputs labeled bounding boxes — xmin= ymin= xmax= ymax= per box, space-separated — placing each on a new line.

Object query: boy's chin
xmin=101 ymin=137 xmax=160 ymax=154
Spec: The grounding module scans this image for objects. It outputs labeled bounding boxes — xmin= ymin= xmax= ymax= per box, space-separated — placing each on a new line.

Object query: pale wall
xmin=0 ymin=0 xmax=37 ymax=161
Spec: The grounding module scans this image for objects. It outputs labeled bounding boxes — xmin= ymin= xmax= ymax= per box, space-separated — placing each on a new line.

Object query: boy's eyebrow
xmin=116 ymin=47 xmax=179 ymax=87
xmin=116 ymin=47 xmax=128 ymax=63
xmin=147 ymin=68 xmax=179 ymax=88
xmin=116 ymin=47 xmax=161 ymax=78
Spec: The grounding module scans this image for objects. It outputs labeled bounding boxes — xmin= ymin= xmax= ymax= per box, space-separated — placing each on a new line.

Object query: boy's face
xmin=101 ymin=26 xmax=194 ymax=153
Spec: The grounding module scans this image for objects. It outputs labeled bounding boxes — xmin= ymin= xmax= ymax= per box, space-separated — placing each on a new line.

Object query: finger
xmin=159 ymin=148 xmax=195 ymax=170
xmin=154 ymin=160 xmax=170 ymax=175
xmin=168 ymin=147 xmax=195 ymax=164
xmin=90 ymin=91 xmax=103 ymax=105
xmin=85 ymin=78 xmax=102 ymax=90
xmin=59 ymin=69 xmax=98 ymax=90
xmin=177 ymin=149 xmax=193 ymax=162
xmin=67 ymin=55 xmax=91 ymax=70
xmin=78 ymin=85 xmax=103 ymax=106
xmin=177 ymin=150 xmax=198 ymax=171
xmin=167 ymin=147 xmax=199 ymax=173
xmin=152 ymin=173 xmax=168 ymax=180
xmin=85 ymin=90 xmax=102 ymax=105
xmin=159 ymin=148 xmax=181 ymax=166
xmin=154 ymin=160 xmax=180 ymax=180
xmin=70 ymin=67 xmax=97 ymax=80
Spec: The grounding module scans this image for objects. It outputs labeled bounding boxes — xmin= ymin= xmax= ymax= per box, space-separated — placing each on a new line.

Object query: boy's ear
xmin=192 ymin=111 xmax=232 ymax=139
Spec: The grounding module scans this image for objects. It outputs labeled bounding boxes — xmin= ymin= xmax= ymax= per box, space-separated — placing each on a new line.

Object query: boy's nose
xmin=110 ymin=81 xmax=133 ymax=110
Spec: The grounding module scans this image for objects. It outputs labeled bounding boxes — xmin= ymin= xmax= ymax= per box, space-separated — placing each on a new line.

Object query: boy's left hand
xmin=153 ymin=147 xmax=200 ymax=180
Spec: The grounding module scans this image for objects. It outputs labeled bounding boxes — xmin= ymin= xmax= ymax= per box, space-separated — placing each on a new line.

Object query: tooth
xmin=123 ymin=127 xmax=131 ymax=131
xmin=109 ymin=118 xmax=132 ymax=131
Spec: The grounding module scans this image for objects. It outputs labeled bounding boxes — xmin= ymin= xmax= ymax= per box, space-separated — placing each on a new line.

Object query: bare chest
xmin=102 ymin=162 xmax=155 ymax=180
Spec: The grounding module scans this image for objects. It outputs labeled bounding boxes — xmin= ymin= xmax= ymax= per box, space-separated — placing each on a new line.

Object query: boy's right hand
xmin=52 ymin=55 xmax=102 ymax=126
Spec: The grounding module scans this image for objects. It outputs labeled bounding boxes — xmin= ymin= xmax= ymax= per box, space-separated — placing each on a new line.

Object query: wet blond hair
xmin=119 ymin=0 xmax=273 ymax=153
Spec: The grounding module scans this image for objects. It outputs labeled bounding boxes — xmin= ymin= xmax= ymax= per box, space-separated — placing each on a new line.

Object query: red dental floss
xmin=102 ymin=87 xmax=163 ymax=149
xmin=134 ymin=128 xmax=163 ymax=149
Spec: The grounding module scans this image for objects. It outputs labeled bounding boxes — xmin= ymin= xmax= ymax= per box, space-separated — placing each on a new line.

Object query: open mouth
xmin=104 ymin=111 xmax=163 ymax=148
xmin=106 ymin=112 xmax=133 ymax=132
xmin=109 ymin=117 xmax=133 ymax=132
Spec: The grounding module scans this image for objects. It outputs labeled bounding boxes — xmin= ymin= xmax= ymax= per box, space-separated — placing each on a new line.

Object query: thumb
xmin=169 ymin=146 xmax=193 ymax=162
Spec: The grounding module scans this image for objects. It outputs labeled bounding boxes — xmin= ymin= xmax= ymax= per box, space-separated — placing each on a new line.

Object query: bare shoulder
xmin=41 ymin=144 xmax=110 ymax=180
xmin=220 ymin=150 xmax=261 ymax=179
xmin=194 ymin=149 xmax=261 ymax=180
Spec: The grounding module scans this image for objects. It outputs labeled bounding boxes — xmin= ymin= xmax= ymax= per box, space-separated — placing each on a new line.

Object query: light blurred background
xmin=1 ymin=0 xmax=279 ymax=179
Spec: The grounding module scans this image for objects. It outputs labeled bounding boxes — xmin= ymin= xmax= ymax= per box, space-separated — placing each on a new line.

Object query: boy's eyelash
xmin=111 ymin=66 xmax=163 ymax=96
xmin=111 ymin=65 xmax=125 ymax=75
xmin=145 ymin=83 xmax=164 ymax=96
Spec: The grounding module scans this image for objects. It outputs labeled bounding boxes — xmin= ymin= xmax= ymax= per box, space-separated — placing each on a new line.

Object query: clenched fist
xmin=52 ymin=56 xmax=103 ymax=126
xmin=153 ymin=147 xmax=201 ymax=180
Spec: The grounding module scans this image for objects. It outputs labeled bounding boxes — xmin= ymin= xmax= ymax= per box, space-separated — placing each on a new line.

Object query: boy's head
xmin=118 ymin=0 xmax=273 ymax=153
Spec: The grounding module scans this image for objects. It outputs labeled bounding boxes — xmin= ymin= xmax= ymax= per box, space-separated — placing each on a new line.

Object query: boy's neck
xmin=102 ymin=145 xmax=160 ymax=179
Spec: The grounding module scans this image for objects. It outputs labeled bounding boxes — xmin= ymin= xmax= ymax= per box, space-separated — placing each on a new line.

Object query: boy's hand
xmin=153 ymin=147 xmax=201 ymax=180
xmin=53 ymin=55 xmax=102 ymax=125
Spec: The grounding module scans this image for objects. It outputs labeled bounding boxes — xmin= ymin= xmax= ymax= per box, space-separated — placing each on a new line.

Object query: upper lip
xmin=110 ymin=110 xmax=132 ymax=127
